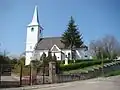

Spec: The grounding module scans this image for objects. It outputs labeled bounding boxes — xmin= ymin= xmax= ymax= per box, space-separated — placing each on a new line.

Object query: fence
xmin=1 ymin=61 xmax=120 ymax=88
xmin=0 ymin=64 xmax=20 ymax=88
xmin=56 ymin=61 xmax=120 ymax=83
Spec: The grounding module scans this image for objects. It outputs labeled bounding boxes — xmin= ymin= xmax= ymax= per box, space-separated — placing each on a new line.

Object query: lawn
xmin=104 ymin=70 xmax=120 ymax=77
xmin=63 ymin=64 xmax=103 ymax=74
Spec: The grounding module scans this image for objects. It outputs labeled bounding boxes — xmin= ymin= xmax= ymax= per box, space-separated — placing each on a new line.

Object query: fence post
xmin=49 ymin=61 xmax=56 ymax=83
xmin=20 ymin=64 xmax=23 ymax=86
xmin=29 ymin=62 xmax=33 ymax=86
xmin=43 ymin=65 xmax=45 ymax=84
xmin=101 ymin=53 xmax=104 ymax=77
xmin=0 ymin=64 xmax=1 ymax=86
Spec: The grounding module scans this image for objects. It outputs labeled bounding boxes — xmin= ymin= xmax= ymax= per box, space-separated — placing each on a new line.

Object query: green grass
xmin=104 ymin=70 xmax=120 ymax=77
xmin=63 ymin=65 xmax=102 ymax=74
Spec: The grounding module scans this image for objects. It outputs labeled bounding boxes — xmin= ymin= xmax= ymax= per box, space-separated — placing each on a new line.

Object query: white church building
xmin=25 ymin=6 xmax=90 ymax=65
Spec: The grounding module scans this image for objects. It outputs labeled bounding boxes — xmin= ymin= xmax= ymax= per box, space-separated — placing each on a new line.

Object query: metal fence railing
xmin=1 ymin=61 xmax=120 ymax=88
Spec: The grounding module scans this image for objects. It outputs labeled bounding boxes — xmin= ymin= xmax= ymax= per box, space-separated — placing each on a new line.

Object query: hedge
xmin=59 ymin=60 xmax=112 ymax=71
xmin=58 ymin=59 xmax=102 ymax=64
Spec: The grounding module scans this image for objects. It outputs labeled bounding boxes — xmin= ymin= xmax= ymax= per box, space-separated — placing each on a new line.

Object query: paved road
xmin=1 ymin=75 xmax=120 ymax=90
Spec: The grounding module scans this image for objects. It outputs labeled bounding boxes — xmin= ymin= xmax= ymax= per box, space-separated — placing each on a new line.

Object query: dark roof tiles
xmin=35 ymin=37 xmax=65 ymax=50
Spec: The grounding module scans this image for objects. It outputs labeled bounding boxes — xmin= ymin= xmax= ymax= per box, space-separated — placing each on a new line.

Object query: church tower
xmin=25 ymin=6 xmax=43 ymax=65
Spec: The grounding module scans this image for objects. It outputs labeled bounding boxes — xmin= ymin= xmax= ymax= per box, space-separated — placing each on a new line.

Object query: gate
xmin=0 ymin=64 xmax=20 ymax=88
xmin=0 ymin=61 xmax=58 ymax=88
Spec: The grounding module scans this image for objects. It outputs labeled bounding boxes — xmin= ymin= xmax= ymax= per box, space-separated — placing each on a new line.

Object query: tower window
xmin=31 ymin=27 xmax=34 ymax=32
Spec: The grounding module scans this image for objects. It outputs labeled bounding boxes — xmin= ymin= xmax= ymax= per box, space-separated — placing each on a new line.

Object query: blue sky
xmin=0 ymin=0 xmax=120 ymax=56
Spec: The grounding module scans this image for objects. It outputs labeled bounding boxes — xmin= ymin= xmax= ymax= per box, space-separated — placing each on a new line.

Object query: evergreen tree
xmin=40 ymin=52 xmax=48 ymax=65
xmin=52 ymin=53 xmax=60 ymax=74
xmin=61 ymin=16 xmax=84 ymax=59
xmin=47 ymin=50 xmax=53 ymax=61
xmin=0 ymin=50 xmax=10 ymax=64
xmin=61 ymin=16 xmax=84 ymax=49
xmin=37 ymin=52 xmax=47 ymax=73
xmin=53 ymin=53 xmax=57 ymax=62
xmin=40 ymin=52 xmax=46 ymax=61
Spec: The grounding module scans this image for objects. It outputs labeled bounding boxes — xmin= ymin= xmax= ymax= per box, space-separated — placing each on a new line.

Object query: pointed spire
xmin=28 ymin=5 xmax=40 ymax=26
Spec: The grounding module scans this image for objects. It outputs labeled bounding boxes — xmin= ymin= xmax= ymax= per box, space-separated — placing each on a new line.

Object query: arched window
xmin=31 ymin=27 xmax=34 ymax=32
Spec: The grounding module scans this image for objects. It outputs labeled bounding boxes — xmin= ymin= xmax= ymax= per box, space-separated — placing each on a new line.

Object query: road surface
xmin=1 ymin=75 xmax=120 ymax=90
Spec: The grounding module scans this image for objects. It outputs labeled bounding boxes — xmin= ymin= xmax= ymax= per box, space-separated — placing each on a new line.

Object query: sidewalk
xmin=1 ymin=76 xmax=120 ymax=90
xmin=0 ymin=82 xmax=72 ymax=90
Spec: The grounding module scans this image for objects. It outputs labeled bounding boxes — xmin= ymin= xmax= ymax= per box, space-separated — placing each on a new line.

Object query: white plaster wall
xmin=34 ymin=50 xmax=62 ymax=61
xmin=54 ymin=53 xmax=61 ymax=60
xmin=26 ymin=26 xmax=40 ymax=45
xmin=39 ymin=50 xmax=49 ymax=57
xmin=25 ymin=52 xmax=33 ymax=65
xmin=62 ymin=49 xmax=72 ymax=60
xmin=39 ymin=50 xmax=61 ymax=60
xmin=76 ymin=49 xmax=90 ymax=59
xmin=26 ymin=26 xmax=40 ymax=51
xmin=33 ymin=50 xmax=49 ymax=60
xmin=25 ymin=25 xmax=40 ymax=65
xmin=61 ymin=53 xmax=66 ymax=60
xmin=32 ymin=49 xmax=91 ymax=63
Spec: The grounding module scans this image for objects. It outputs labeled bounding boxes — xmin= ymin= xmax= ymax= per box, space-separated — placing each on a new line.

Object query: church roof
xmin=35 ymin=37 xmax=88 ymax=50
xmin=35 ymin=37 xmax=65 ymax=50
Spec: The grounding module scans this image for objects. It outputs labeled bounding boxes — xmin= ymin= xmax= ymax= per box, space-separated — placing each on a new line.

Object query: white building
xmin=25 ymin=6 xmax=90 ymax=65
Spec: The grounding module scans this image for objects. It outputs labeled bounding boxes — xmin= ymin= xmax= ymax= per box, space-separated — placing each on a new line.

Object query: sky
xmin=0 ymin=0 xmax=120 ymax=56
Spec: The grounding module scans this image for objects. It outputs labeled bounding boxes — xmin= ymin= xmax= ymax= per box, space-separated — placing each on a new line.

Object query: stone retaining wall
xmin=56 ymin=61 xmax=120 ymax=83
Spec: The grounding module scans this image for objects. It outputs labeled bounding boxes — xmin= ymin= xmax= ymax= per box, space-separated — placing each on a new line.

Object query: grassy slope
xmin=63 ymin=64 xmax=103 ymax=74
xmin=104 ymin=70 xmax=120 ymax=77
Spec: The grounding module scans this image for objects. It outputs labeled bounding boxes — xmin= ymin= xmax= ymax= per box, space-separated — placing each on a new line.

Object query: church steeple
xmin=26 ymin=6 xmax=43 ymax=65
xmin=28 ymin=6 xmax=40 ymax=26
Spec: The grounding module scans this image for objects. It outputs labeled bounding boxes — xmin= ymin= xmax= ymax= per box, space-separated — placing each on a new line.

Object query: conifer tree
xmin=47 ymin=50 xmax=53 ymax=61
xmin=61 ymin=16 xmax=84 ymax=59
xmin=53 ymin=53 xmax=57 ymax=62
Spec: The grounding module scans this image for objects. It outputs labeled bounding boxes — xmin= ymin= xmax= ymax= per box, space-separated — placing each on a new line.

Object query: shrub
xmin=58 ymin=59 xmax=100 ymax=64
xmin=59 ymin=59 xmax=112 ymax=71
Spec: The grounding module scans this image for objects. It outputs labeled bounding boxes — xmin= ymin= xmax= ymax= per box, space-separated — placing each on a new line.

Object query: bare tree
xmin=89 ymin=39 xmax=102 ymax=59
xmin=89 ymin=35 xmax=120 ymax=59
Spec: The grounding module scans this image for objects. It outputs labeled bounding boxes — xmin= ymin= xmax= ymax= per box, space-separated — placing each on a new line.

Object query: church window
xmin=31 ymin=27 xmax=34 ymax=32
xmin=85 ymin=55 xmax=88 ymax=57
xmin=68 ymin=53 xmax=70 ymax=57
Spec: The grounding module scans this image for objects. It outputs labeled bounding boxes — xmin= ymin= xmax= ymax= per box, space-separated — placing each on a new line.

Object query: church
xmin=25 ymin=6 xmax=90 ymax=65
